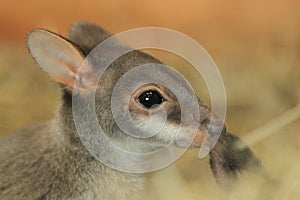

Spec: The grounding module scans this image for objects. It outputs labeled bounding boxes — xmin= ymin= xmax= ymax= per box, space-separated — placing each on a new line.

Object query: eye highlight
xmin=137 ymin=90 xmax=165 ymax=109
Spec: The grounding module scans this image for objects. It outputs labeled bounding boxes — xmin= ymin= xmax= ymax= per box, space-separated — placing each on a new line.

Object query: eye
xmin=137 ymin=90 xmax=165 ymax=109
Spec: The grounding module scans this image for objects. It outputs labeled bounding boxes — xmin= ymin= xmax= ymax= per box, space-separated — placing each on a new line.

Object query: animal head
xmin=27 ymin=22 xmax=225 ymax=155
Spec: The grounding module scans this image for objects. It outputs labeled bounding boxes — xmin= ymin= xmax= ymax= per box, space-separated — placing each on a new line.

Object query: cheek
xmin=126 ymin=110 xmax=172 ymax=138
xmin=164 ymin=103 xmax=181 ymax=124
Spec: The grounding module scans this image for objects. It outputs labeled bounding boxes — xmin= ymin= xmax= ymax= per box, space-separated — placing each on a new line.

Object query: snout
xmin=192 ymin=110 xmax=226 ymax=148
xmin=174 ymin=106 xmax=226 ymax=148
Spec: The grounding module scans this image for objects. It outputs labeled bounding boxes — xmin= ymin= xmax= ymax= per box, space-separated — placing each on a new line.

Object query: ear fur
xmin=68 ymin=22 xmax=111 ymax=55
xmin=27 ymin=29 xmax=88 ymax=89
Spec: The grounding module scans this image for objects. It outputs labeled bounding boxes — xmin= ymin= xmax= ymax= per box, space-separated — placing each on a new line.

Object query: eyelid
xmin=131 ymin=85 xmax=173 ymax=107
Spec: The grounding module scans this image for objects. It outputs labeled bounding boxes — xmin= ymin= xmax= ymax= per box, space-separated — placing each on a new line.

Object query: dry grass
xmin=144 ymin=41 xmax=300 ymax=199
xmin=0 ymin=32 xmax=300 ymax=200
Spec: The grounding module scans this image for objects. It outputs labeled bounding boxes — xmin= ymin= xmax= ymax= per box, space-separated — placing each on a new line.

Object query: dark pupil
xmin=138 ymin=90 xmax=164 ymax=109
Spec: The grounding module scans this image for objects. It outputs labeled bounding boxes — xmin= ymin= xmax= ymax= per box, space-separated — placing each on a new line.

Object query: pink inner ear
xmin=48 ymin=73 xmax=76 ymax=88
xmin=28 ymin=29 xmax=92 ymax=89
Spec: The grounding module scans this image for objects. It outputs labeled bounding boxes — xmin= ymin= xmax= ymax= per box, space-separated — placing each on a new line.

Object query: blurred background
xmin=0 ymin=0 xmax=300 ymax=199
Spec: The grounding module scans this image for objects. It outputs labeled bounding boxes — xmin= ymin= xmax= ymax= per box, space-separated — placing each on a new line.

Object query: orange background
xmin=1 ymin=0 xmax=299 ymax=46
xmin=1 ymin=2 xmax=300 ymax=199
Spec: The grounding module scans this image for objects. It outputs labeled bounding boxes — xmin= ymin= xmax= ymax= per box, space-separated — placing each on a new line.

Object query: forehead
xmin=88 ymin=46 xmax=194 ymax=101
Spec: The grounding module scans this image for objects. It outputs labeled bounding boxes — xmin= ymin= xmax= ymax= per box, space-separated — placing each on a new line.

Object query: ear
xmin=68 ymin=22 xmax=111 ymax=54
xmin=209 ymin=132 xmax=261 ymax=184
xmin=27 ymin=29 xmax=89 ymax=89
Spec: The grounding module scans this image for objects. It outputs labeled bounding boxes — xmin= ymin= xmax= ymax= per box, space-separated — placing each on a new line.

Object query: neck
xmin=54 ymin=91 xmax=146 ymax=199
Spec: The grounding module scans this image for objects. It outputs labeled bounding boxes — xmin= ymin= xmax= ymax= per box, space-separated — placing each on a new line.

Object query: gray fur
xmin=68 ymin=22 xmax=111 ymax=55
xmin=0 ymin=22 xmax=153 ymax=200
xmin=0 ymin=22 xmax=261 ymax=200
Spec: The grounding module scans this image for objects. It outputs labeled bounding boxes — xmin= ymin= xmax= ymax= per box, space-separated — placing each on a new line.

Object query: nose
xmin=198 ymin=105 xmax=226 ymax=136
xmin=189 ymin=104 xmax=226 ymax=149
xmin=198 ymin=113 xmax=226 ymax=158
